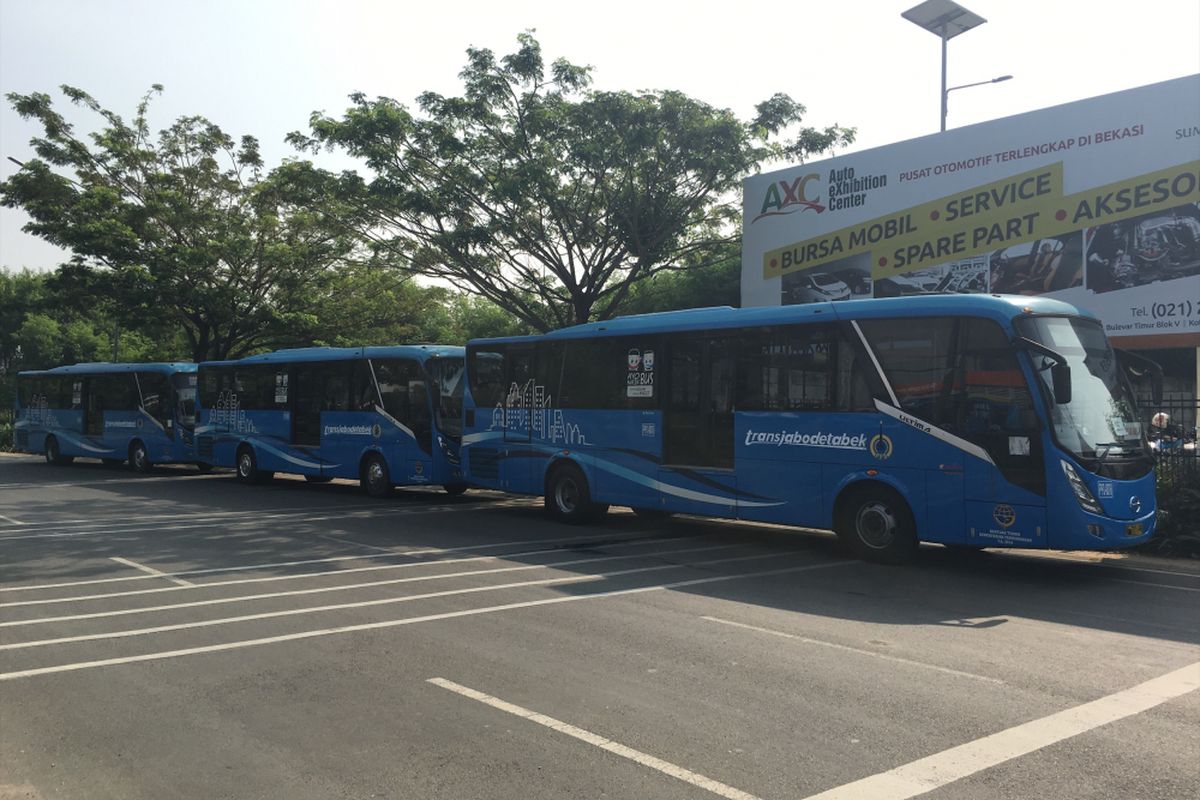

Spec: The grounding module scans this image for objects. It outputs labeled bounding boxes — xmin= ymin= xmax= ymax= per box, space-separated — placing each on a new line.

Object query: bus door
xmin=291 ymin=363 xmax=323 ymax=448
xmin=83 ymin=378 xmax=104 ymax=438
xmin=501 ymin=346 xmax=535 ymax=492
xmin=661 ymin=337 xmax=737 ymax=514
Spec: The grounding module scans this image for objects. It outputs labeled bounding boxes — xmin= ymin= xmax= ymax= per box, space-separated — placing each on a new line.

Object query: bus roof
xmin=18 ymin=362 xmax=197 ymax=378
xmin=469 ymin=294 xmax=1093 ymax=345
xmin=201 ymin=344 xmax=464 ymax=369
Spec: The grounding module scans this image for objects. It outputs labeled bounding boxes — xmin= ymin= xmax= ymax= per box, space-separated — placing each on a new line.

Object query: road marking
xmin=428 ymin=677 xmax=762 ymax=800
xmin=109 ymin=557 xmax=194 ymax=587
xmin=0 ymin=502 xmax=528 ymax=542
xmin=799 ymin=660 xmax=1200 ymax=800
xmin=313 ymin=533 xmax=397 ymax=553
xmin=701 ymin=616 xmax=1004 ymax=684
xmin=0 ymin=502 xmax=389 ymax=530
xmin=0 ymin=513 xmax=23 ymax=525
xmin=1110 ymin=578 xmax=1200 ymax=593
xmin=2 ymin=541 xmax=733 ymax=630
xmin=0 ymin=474 xmax=223 ymax=491
xmin=0 ymin=560 xmax=852 ymax=681
xmin=0 ymin=549 xmax=769 ymax=650
xmin=0 ymin=533 xmax=690 ymax=605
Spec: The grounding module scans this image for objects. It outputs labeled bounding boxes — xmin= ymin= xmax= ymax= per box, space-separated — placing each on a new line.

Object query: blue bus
xmin=461 ymin=295 xmax=1161 ymax=561
xmin=14 ymin=362 xmax=203 ymax=472
xmin=196 ymin=346 xmax=467 ymax=496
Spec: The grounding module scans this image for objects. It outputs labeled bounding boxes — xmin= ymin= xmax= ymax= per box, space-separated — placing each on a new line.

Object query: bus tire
xmin=545 ymin=463 xmax=606 ymax=524
xmin=44 ymin=436 xmax=74 ymax=466
xmin=129 ymin=440 xmax=152 ymax=474
xmin=361 ymin=454 xmax=392 ymax=498
xmin=835 ymin=484 xmax=918 ymax=564
xmin=443 ymin=484 xmax=469 ymax=496
xmin=235 ymin=445 xmax=271 ymax=485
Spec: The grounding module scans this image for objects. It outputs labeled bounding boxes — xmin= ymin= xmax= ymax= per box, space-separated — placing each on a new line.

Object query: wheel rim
xmin=238 ymin=452 xmax=252 ymax=477
xmin=368 ymin=460 xmax=385 ymax=487
xmin=45 ymin=440 xmax=56 ymax=462
xmin=555 ymin=476 xmax=579 ymax=513
xmin=133 ymin=446 xmax=146 ymax=470
xmin=855 ymin=501 xmax=898 ymax=549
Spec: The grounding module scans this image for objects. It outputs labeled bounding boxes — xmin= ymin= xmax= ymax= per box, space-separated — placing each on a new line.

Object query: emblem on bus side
xmin=371 ymin=424 xmax=382 ymax=439
xmin=993 ymin=504 xmax=1016 ymax=529
xmin=868 ymin=434 xmax=893 ymax=461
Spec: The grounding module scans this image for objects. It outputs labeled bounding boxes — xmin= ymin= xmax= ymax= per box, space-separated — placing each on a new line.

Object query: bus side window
xmin=137 ymin=372 xmax=172 ymax=429
xmin=835 ymin=328 xmax=884 ymax=412
xmin=467 ymin=348 xmax=506 ymax=408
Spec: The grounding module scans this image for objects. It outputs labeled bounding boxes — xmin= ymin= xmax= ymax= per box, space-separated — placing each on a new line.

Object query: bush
xmin=0 ymin=420 xmax=11 ymax=452
xmin=1140 ymin=461 xmax=1200 ymax=558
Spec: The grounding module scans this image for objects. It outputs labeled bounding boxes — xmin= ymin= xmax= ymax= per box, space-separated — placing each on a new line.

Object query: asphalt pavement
xmin=0 ymin=453 xmax=1197 ymax=800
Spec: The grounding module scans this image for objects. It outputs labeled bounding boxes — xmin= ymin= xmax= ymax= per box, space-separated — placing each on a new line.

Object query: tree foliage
xmin=1 ymin=86 xmax=362 ymax=361
xmin=292 ymin=32 xmax=853 ymax=331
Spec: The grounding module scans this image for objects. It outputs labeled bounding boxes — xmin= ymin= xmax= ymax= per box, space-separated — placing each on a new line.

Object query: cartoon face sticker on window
xmin=642 ymin=350 xmax=655 ymax=371
xmin=627 ymin=349 xmax=642 ymax=370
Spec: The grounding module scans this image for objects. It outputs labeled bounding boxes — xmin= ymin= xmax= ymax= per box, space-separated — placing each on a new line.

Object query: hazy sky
xmin=2 ymin=0 xmax=1198 ymax=271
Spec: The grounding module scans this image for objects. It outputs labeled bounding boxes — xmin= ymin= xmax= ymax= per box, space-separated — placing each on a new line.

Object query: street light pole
xmin=903 ymin=0 xmax=991 ymax=132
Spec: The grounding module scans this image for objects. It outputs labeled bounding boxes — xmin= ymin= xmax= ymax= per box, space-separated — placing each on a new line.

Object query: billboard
xmin=742 ymin=75 xmax=1200 ymax=346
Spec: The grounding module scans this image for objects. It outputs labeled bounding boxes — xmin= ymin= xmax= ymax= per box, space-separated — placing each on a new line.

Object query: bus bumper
xmin=1057 ymin=507 xmax=1158 ymax=550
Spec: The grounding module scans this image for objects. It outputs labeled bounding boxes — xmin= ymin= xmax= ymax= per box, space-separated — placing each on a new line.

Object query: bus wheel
xmin=129 ymin=440 xmax=152 ymax=474
xmin=44 ymin=436 xmax=74 ymax=466
xmin=443 ymin=484 xmax=469 ymax=496
xmin=835 ymin=485 xmax=917 ymax=563
xmin=361 ymin=454 xmax=392 ymax=498
xmin=235 ymin=446 xmax=271 ymax=485
xmin=545 ymin=463 xmax=607 ymax=524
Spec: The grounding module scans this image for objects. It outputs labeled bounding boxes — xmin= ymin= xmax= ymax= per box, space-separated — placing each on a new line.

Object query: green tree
xmin=291 ymin=32 xmax=853 ymax=331
xmin=13 ymin=313 xmax=63 ymax=369
xmin=1 ymin=86 xmax=361 ymax=362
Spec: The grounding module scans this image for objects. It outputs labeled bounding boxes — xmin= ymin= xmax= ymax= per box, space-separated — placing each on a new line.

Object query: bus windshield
xmin=427 ymin=356 xmax=465 ymax=438
xmin=1017 ymin=315 xmax=1148 ymax=468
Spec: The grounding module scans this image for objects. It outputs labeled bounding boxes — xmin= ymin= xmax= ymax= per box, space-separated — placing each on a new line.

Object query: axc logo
xmin=752 ymin=173 xmax=825 ymax=223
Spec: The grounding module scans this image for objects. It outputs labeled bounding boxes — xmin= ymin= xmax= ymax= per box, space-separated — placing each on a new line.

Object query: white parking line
xmin=0 ymin=549 xmax=768 ymax=650
xmin=110 ymin=557 xmax=194 ymax=588
xmin=0 ymin=513 xmax=23 ymax=525
xmin=701 ymin=616 xmax=1004 ymax=684
xmin=0 ymin=533 xmax=690 ymax=606
xmin=3 ymin=541 xmax=733 ymax=629
xmin=0 ymin=560 xmax=853 ymax=681
xmin=799 ymin=660 xmax=1200 ymax=800
xmin=428 ymin=677 xmax=762 ymax=800
xmin=1110 ymin=578 xmax=1200 ymax=593
xmin=0 ymin=502 xmax=525 ymax=542
xmin=0 ymin=502 xmax=388 ymax=530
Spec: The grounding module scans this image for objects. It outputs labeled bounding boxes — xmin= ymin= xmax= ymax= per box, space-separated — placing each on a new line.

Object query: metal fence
xmin=1140 ymin=395 xmax=1199 ymax=485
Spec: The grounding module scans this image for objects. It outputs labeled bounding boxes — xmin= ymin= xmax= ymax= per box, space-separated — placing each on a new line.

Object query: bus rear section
xmin=195 ymin=346 xmax=467 ymax=496
xmin=460 ymin=296 xmax=1157 ymax=560
xmin=13 ymin=363 xmax=201 ymax=471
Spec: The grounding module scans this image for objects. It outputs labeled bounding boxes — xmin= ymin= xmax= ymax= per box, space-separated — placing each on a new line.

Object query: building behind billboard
xmin=742 ymin=75 xmax=1199 ymax=380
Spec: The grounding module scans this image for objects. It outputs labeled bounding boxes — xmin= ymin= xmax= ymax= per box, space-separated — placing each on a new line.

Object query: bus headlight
xmin=1061 ymin=460 xmax=1104 ymax=515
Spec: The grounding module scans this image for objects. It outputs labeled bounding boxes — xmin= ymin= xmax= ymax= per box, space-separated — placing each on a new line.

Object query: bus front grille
xmin=468 ymin=447 xmax=500 ymax=480
xmin=196 ymin=436 xmax=214 ymax=459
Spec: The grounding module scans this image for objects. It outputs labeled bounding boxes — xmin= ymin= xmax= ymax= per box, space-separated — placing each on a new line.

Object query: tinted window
xmin=859 ymin=317 xmax=958 ymax=426
xmin=467 ymin=348 xmax=506 ymax=408
xmin=374 ymin=358 xmax=431 ymax=452
xmin=427 ymin=356 xmax=465 ymax=437
xmin=836 ymin=327 xmax=883 ymax=412
xmin=137 ymin=372 xmax=172 ymax=426
xmin=559 ymin=337 xmax=659 ymax=410
xmin=91 ymin=374 xmax=138 ymax=411
xmin=737 ymin=326 xmax=834 ymax=411
xmin=172 ymin=373 xmax=197 ymax=427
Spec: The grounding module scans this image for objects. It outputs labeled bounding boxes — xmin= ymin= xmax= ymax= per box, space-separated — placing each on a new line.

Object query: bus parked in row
xmin=461 ymin=295 xmax=1160 ymax=561
xmin=14 ymin=363 xmax=204 ymax=471
xmin=196 ymin=346 xmax=467 ymax=496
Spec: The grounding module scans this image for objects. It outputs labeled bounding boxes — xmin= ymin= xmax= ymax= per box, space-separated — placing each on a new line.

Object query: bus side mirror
xmin=1051 ymin=362 xmax=1072 ymax=405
